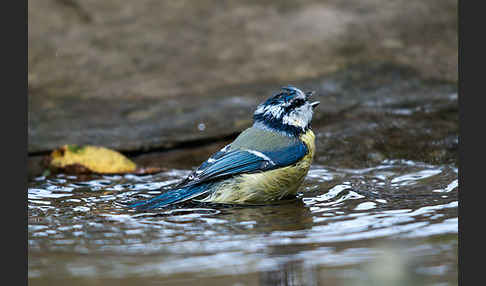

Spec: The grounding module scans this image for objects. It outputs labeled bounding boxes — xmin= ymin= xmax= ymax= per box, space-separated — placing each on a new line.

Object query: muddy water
xmin=28 ymin=159 xmax=458 ymax=285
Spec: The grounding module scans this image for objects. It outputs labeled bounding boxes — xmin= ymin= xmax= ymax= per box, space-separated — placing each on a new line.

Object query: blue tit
xmin=129 ymin=85 xmax=319 ymax=210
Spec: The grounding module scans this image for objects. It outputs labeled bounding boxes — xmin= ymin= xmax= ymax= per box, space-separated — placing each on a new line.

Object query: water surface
xmin=28 ymin=159 xmax=458 ymax=285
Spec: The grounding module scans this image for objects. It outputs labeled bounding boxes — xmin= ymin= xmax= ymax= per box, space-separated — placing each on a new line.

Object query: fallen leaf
xmin=46 ymin=144 xmax=137 ymax=174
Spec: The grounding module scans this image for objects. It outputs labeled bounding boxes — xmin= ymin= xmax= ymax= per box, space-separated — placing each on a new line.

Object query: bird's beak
xmin=306 ymin=91 xmax=319 ymax=108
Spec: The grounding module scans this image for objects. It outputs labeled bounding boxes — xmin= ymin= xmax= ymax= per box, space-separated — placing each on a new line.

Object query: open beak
xmin=305 ymin=91 xmax=319 ymax=108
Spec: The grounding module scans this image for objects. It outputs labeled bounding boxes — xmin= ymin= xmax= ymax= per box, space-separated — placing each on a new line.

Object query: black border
xmin=19 ymin=0 xmax=28 ymax=285
xmin=458 ymin=0 xmax=470 ymax=285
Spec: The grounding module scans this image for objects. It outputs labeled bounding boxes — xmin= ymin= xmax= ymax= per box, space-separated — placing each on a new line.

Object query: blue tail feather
xmin=128 ymin=184 xmax=210 ymax=210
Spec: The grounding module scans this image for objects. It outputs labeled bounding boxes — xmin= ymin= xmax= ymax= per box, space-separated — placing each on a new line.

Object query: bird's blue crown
xmin=253 ymin=86 xmax=319 ymax=136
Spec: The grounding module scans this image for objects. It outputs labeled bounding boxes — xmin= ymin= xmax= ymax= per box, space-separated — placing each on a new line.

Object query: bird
xmin=129 ymin=85 xmax=319 ymax=210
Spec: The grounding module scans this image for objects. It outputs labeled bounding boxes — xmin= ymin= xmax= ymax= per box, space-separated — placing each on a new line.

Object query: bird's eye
xmin=293 ymin=98 xmax=305 ymax=106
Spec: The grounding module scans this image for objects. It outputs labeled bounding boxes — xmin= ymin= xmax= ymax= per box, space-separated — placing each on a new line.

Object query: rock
xmin=134 ymin=64 xmax=459 ymax=173
xmin=306 ymin=64 xmax=458 ymax=168
xmin=28 ymin=62 xmax=457 ymax=177
xmin=28 ymin=85 xmax=260 ymax=153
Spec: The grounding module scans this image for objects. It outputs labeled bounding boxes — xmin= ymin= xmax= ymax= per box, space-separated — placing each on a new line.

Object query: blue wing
xmin=178 ymin=141 xmax=308 ymax=187
xmin=128 ymin=141 xmax=308 ymax=210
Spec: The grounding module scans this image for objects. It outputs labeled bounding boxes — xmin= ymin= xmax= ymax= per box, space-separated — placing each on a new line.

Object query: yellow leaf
xmin=48 ymin=145 xmax=137 ymax=174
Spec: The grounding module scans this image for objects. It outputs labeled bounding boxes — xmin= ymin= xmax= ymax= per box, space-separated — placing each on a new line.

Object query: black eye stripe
xmin=291 ymin=98 xmax=306 ymax=108
xmin=283 ymin=98 xmax=306 ymax=113
xmin=294 ymin=98 xmax=305 ymax=106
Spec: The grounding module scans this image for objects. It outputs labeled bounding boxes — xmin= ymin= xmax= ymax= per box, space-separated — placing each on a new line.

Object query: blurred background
xmin=28 ymin=0 xmax=457 ymax=173
xmin=28 ymin=1 xmax=458 ymax=285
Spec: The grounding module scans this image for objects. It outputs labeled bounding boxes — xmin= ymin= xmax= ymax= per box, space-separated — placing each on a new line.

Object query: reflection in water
xmin=219 ymin=200 xmax=314 ymax=233
xmin=259 ymin=260 xmax=317 ymax=286
xmin=28 ymin=160 xmax=458 ymax=285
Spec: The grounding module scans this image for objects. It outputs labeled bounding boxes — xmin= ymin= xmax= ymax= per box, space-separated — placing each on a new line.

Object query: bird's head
xmin=253 ymin=85 xmax=319 ymax=136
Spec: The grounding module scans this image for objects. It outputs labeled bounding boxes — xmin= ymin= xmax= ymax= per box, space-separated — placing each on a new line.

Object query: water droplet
xmin=198 ymin=123 xmax=206 ymax=131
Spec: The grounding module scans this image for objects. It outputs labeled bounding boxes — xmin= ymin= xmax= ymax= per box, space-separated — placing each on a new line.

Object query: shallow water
xmin=28 ymin=159 xmax=458 ymax=285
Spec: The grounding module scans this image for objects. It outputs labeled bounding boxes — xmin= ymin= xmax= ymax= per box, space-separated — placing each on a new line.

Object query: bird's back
xmin=230 ymin=126 xmax=302 ymax=150
xmin=200 ymin=127 xmax=316 ymax=203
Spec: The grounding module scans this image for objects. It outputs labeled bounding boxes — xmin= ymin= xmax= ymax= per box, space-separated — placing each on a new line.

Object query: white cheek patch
xmin=282 ymin=115 xmax=304 ymax=128
xmin=282 ymin=105 xmax=313 ymax=129
xmin=254 ymin=99 xmax=314 ymax=132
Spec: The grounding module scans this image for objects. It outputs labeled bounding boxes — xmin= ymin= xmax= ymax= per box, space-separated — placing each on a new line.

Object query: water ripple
xmin=28 ymin=159 xmax=458 ymax=281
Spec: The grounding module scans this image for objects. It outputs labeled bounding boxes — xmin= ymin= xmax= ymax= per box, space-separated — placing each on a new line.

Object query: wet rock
xmin=132 ymin=63 xmax=458 ymax=172
xmin=28 ymin=62 xmax=457 ymax=177
xmin=131 ymin=140 xmax=231 ymax=171
xmin=28 ymin=87 xmax=258 ymax=153
xmin=306 ymin=64 xmax=458 ymax=168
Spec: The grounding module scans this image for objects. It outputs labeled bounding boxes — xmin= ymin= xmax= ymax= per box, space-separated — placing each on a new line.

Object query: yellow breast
xmin=202 ymin=129 xmax=316 ymax=204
